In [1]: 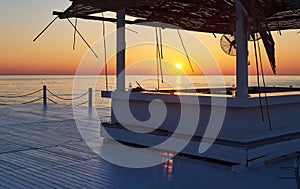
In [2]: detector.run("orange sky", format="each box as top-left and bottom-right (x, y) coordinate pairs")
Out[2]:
(0, 1), (300, 75)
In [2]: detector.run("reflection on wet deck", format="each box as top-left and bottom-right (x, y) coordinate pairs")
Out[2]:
(0, 104), (298, 188)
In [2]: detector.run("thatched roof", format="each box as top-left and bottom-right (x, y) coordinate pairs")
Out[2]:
(57, 0), (300, 34)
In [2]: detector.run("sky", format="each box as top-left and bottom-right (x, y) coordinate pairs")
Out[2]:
(0, 0), (300, 75)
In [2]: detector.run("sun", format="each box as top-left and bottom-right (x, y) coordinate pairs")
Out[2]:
(175, 63), (182, 70)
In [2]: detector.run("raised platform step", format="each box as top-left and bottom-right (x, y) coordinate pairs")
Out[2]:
(101, 123), (300, 167)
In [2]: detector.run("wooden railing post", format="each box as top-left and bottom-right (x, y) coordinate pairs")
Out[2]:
(43, 85), (47, 106)
(88, 88), (92, 109)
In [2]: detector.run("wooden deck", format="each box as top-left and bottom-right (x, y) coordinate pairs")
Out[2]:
(0, 104), (298, 189)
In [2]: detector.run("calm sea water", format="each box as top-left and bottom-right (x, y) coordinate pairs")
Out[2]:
(0, 75), (299, 107)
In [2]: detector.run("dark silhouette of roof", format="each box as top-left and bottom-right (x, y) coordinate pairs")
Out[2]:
(57, 0), (300, 33)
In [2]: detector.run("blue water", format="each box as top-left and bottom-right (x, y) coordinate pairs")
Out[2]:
(0, 75), (299, 106)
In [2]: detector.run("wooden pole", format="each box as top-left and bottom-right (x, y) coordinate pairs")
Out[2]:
(236, 0), (249, 98)
(88, 88), (93, 109)
(111, 9), (126, 124)
(116, 9), (126, 91)
(43, 85), (47, 106)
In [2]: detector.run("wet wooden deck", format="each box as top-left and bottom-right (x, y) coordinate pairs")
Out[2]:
(0, 104), (298, 189)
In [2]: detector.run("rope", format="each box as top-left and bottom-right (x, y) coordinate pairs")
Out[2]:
(0, 97), (43, 106)
(155, 27), (164, 89)
(0, 87), (90, 106)
(47, 97), (88, 107)
(21, 97), (43, 105)
(66, 18), (99, 59)
(156, 47), (160, 89)
(47, 89), (88, 101)
(257, 33), (273, 130)
(73, 18), (78, 50)
(33, 16), (59, 42)
(47, 97), (58, 104)
(252, 34), (265, 122)
(177, 29), (194, 72)
(102, 12), (109, 92)
(0, 89), (42, 98)
(159, 27), (164, 59)
(159, 28), (164, 83)
(155, 27), (161, 89)
(75, 101), (88, 106)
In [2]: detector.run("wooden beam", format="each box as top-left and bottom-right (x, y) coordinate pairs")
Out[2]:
(53, 11), (144, 24)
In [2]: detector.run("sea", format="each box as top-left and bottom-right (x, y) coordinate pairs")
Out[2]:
(0, 75), (299, 107)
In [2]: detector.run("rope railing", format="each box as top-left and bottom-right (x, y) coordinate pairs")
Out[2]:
(46, 89), (88, 101)
(0, 89), (42, 98)
(0, 97), (43, 106)
(46, 97), (89, 107)
(46, 97), (58, 104)
(0, 85), (93, 107)
(22, 97), (44, 105)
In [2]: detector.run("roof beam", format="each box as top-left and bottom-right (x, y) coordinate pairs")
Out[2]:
(53, 11), (144, 24)
(53, 11), (181, 30)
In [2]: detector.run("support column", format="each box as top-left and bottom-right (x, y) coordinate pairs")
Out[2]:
(111, 9), (126, 124)
(116, 9), (126, 91)
(235, 0), (249, 98)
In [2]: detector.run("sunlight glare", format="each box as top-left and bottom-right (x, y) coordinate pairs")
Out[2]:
(176, 63), (182, 70)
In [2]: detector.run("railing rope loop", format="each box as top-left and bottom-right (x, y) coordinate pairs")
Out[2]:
(46, 89), (88, 101)
(0, 89), (42, 98)
(46, 97), (58, 104)
(0, 85), (93, 107)
(75, 101), (89, 107)
(22, 97), (43, 105)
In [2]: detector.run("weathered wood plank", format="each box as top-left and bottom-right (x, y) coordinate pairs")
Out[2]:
(247, 138), (300, 166)
(0, 104), (298, 188)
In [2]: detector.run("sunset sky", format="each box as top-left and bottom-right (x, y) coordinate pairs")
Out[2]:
(0, 0), (300, 75)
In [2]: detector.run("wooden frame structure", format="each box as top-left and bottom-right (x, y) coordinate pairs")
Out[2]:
(53, 0), (300, 168)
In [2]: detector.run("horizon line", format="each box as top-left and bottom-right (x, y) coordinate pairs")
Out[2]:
(0, 73), (300, 76)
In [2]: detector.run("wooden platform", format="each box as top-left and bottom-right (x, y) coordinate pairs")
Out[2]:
(0, 104), (298, 188)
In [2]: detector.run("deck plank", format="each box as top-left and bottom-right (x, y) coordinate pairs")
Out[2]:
(0, 104), (297, 189)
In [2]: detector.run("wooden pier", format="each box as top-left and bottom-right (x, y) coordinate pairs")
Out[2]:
(0, 104), (298, 188)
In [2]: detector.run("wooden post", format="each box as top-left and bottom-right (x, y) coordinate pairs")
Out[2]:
(43, 85), (47, 106)
(88, 88), (93, 109)
(236, 0), (249, 98)
(111, 9), (126, 124)
(116, 9), (126, 91)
